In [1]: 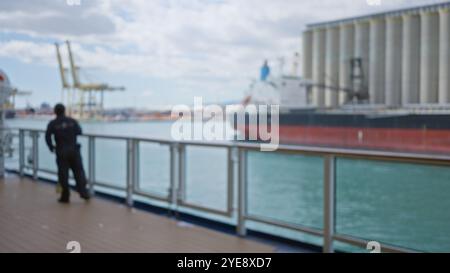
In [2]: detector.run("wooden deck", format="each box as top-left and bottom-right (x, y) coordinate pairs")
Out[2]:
(0, 174), (274, 253)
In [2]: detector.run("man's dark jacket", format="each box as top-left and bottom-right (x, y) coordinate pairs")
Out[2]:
(45, 116), (82, 151)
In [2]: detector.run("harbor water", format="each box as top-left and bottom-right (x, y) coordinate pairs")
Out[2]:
(5, 118), (450, 252)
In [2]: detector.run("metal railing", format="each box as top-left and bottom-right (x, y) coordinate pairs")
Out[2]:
(8, 127), (450, 253)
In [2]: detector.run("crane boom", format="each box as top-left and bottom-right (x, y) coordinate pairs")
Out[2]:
(304, 82), (369, 102)
(55, 43), (70, 89)
(59, 40), (126, 119)
(65, 40), (125, 92)
(66, 41), (80, 88)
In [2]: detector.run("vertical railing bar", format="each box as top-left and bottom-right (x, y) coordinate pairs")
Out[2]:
(126, 139), (131, 205)
(88, 136), (95, 196)
(133, 139), (140, 192)
(126, 139), (134, 207)
(0, 127), (3, 178)
(323, 155), (336, 253)
(227, 146), (235, 215)
(177, 144), (186, 203)
(169, 143), (179, 216)
(32, 131), (38, 180)
(237, 147), (247, 236)
(19, 129), (25, 177)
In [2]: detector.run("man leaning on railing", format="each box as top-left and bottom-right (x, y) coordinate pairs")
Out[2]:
(45, 103), (90, 203)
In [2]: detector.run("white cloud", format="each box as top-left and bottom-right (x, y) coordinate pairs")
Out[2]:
(1, 0), (448, 107)
(0, 40), (55, 65)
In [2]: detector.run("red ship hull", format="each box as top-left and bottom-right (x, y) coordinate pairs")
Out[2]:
(238, 124), (450, 154)
(235, 112), (450, 154)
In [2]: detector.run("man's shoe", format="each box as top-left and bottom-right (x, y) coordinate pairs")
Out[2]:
(58, 198), (70, 203)
(79, 192), (91, 201)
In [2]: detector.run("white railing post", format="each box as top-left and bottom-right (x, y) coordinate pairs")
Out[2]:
(133, 139), (139, 192)
(237, 147), (248, 236)
(19, 129), (25, 177)
(126, 139), (135, 207)
(169, 143), (179, 214)
(31, 131), (39, 180)
(88, 136), (95, 196)
(177, 144), (186, 203)
(227, 146), (237, 215)
(0, 127), (4, 178)
(323, 155), (336, 253)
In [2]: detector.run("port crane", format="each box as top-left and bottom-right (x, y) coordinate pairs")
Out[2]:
(304, 58), (369, 104)
(304, 83), (369, 103)
(55, 41), (125, 119)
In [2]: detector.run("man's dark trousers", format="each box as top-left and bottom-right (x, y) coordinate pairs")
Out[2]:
(56, 145), (88, 200)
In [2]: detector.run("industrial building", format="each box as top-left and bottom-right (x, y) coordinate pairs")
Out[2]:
(302, 2), (450, 108)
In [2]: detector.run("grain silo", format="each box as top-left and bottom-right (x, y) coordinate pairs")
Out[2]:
(302, 2), (450, 108)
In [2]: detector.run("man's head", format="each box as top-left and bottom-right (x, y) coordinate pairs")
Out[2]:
(54, 103), (66, 117)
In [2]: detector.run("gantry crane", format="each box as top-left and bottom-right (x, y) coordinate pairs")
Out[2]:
(55, 41), (125, 119)
(304, 57), (369, 104)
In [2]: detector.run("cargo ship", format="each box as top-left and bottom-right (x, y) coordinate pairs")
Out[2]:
(234, 3), (450, 154)
(234, 61), (450, 154)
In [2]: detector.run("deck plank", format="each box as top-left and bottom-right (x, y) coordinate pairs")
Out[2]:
(0, 174), (274, 253)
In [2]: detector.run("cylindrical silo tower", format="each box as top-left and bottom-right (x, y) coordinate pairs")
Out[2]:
(302, 2), (450, 109)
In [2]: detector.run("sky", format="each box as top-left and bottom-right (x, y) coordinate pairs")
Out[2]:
(0, 0), (447, 109)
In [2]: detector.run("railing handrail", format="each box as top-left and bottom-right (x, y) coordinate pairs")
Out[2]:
(9, 127), (450, 164)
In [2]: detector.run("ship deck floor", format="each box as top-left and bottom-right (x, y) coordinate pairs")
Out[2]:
(0, 174), (275, 253)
